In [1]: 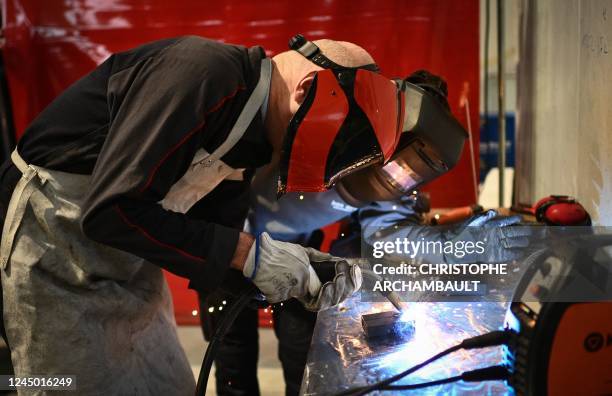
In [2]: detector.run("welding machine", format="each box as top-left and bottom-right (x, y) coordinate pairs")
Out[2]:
(504, 234), (612, 395)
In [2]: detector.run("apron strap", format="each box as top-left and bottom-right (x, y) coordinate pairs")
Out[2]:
(11, 149), (30, 174)
(0, 150), (46, 269)
(196, 58), (272, 167)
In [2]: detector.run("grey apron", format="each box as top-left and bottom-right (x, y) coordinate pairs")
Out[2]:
(0, 59), (271, 395)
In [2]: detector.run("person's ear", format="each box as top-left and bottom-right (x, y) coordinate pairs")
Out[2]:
(293, 72), (317, 106)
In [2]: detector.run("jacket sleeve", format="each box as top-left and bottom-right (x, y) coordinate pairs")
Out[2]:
(81, 43), (247, 291)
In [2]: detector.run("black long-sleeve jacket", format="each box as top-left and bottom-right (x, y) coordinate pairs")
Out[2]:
(0, 36), (273, 291)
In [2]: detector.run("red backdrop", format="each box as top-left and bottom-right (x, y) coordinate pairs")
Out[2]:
(2, 0), (479, 323)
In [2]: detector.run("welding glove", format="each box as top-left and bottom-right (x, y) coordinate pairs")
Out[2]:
(447, 210), (532, 263)
(243, 233), (362, 311)
(242, 232), (326, 304)
(299, 258), (363, 312)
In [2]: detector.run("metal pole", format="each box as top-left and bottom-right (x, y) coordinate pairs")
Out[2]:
(497, 0), (506, 207)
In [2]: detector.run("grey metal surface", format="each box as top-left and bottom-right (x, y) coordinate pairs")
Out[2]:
(301, 293), (511, 395)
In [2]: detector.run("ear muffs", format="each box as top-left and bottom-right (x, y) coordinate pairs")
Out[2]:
(534, 195), (592, 226)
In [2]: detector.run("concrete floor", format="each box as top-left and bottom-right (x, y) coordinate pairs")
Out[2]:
(177, 326), (285, 395)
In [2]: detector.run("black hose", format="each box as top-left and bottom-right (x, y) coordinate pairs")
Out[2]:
(335, 344), (462, 396)
(382, 365), (509, 391)
(195, 285), (258, 395)
(335, 331), (514, 396)
(382, 375), (460, 391)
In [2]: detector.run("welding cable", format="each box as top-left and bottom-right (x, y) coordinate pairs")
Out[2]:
(334, 330), (515, 396)
(195, 284), (259, 396)
(381, 365), (510, 391)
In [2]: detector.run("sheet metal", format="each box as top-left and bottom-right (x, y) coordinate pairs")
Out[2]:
(301, 293), (512, 395)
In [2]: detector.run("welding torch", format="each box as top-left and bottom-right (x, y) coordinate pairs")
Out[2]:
(311, 260), (404, 312)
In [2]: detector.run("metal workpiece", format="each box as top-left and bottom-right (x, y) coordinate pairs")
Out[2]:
(300, 293), (511, 395)
(361, 311), (415, 340)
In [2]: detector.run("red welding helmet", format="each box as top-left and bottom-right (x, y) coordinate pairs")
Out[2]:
(278, 35), (402, 195)
(279, 35), (467, 201)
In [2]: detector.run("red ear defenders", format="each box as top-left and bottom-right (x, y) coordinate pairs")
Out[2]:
(534, 195), (592, 226)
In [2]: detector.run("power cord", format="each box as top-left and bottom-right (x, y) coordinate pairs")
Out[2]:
(195, 284), (259, 395)
(382, 365), (509, 391)
(334, 330), (515, 396)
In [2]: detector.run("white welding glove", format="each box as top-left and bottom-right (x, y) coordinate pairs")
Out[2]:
(243, 232), (325, 304)
(243, 232), (362, 311)
(299, 258), (362, 312)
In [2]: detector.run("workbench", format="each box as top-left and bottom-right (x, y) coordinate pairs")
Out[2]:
(300, 292), (511, 395)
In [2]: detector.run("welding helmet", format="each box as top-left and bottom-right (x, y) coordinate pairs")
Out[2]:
(279, 35), (467, 202)
(335, 71), (468, 205)
(279, 34), (402, 195)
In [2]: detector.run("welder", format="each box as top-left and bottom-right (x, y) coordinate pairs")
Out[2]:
(0, 31), (479, 395)
(0, 35), (397, 395)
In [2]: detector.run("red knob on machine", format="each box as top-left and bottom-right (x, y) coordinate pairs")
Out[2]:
(534, 195), (591, 226)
